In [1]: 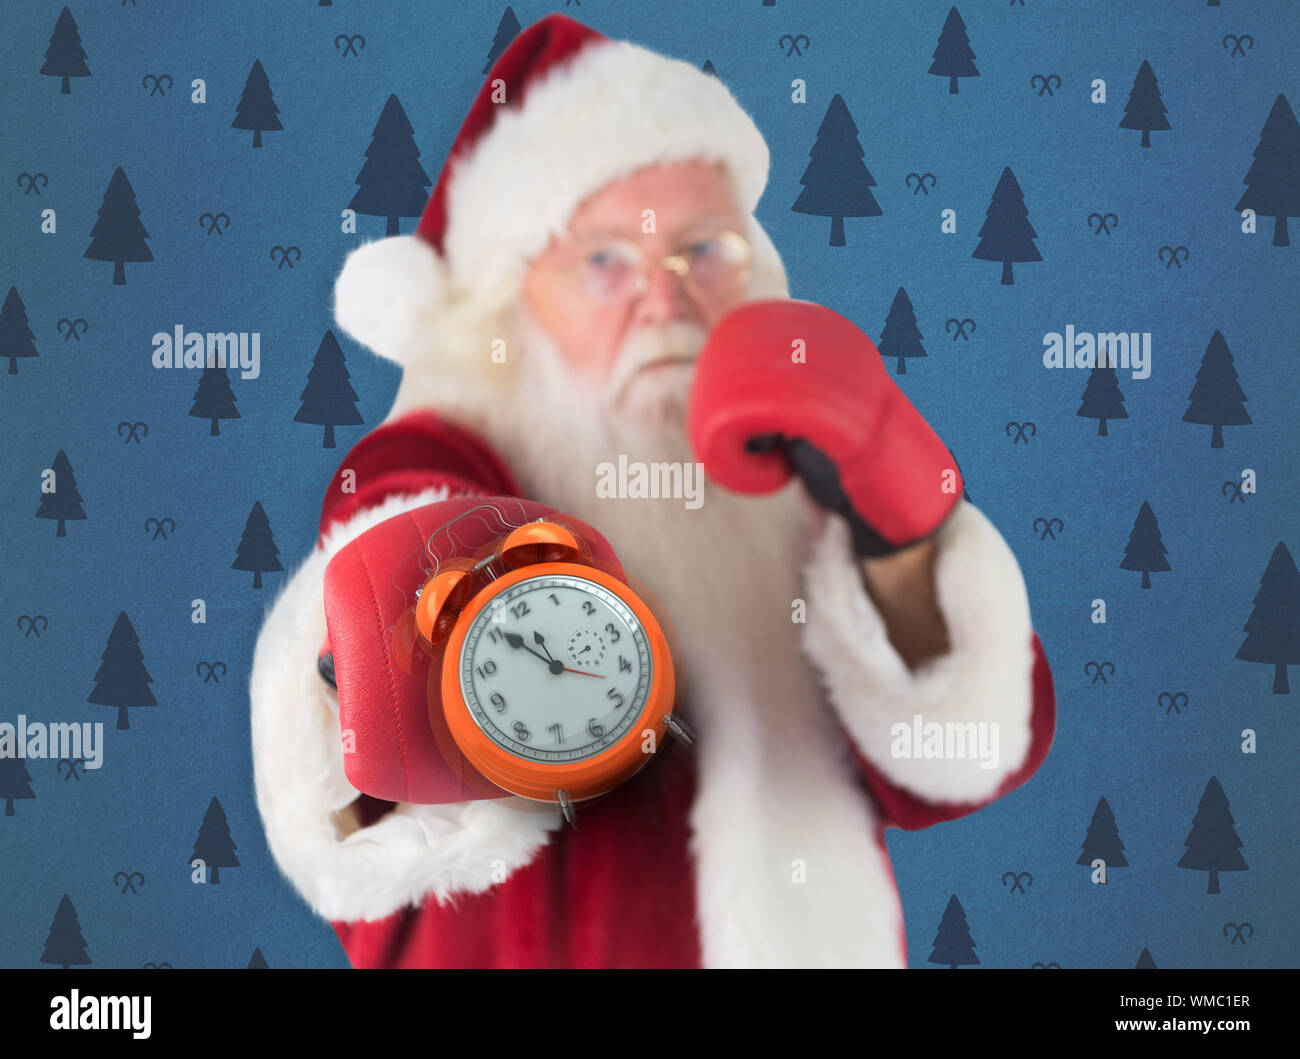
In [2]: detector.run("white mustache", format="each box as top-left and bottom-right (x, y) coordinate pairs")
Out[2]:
(600, 321), (709, 410)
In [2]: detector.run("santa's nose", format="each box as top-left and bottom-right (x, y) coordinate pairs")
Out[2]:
(630, 261), (696, 329)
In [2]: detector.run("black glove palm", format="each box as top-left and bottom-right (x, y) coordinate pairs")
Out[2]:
(745, 433), (926, 558)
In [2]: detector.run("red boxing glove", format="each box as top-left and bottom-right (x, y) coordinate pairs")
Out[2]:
(687, 299), (961, 555)
(320, 496), (626, 805)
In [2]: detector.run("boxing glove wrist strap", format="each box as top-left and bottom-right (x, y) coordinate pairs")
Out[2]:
(746, 434), (933, 559)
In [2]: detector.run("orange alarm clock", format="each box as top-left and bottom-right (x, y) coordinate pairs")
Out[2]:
(413, 516), (689, 824)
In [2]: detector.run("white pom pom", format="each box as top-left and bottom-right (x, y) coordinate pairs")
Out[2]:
(332, 236), (448, 365)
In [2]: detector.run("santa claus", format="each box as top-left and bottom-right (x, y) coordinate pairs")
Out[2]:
(250, 13), (1055, 968)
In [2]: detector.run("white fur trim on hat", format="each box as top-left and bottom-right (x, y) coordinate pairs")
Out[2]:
(333, 236), (449, 366)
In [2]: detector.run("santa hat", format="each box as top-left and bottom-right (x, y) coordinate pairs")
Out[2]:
(334, 12), (778, 370)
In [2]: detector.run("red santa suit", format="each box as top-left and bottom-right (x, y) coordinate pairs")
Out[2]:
(247, 12), (1057, 969)
(250, 409), (1055, 968)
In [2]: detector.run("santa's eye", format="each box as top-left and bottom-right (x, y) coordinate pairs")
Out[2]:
(577, 243), (640, 299)
(584, 245), (637, 270)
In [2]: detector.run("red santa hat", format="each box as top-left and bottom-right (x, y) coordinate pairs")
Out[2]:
(333, 12), (777, 369)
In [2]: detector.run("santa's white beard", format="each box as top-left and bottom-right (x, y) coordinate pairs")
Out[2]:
(464, 302), (825, 721)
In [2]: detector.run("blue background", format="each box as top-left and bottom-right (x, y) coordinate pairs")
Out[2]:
(0, 0), (1296, 968)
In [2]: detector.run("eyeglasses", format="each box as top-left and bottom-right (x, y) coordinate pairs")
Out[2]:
(553, 228), (753, 305)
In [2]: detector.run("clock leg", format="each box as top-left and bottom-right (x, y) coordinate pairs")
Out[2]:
(555, 789), (577, 828)
(664, 714), (696, 746)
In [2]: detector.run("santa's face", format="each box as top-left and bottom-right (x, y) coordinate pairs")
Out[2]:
(519, 159), (751, 427)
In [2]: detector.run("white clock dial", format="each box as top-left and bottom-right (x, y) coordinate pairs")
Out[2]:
(458, 574), (652, 763)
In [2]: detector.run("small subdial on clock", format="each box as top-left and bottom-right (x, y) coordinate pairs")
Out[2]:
(567, 628), (607, 667)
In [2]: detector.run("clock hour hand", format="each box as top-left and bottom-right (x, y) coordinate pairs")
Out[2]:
(505, 630), (565, 675)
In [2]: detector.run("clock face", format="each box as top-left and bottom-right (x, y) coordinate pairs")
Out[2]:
(457, 573), (653, 763)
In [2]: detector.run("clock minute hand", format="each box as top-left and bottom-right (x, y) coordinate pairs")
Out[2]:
(534, 630), (605, 676)
(532, 630), (556, 662)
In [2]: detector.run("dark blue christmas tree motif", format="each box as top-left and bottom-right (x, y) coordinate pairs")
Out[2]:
(1120, 500), (1170, 589)
(1077, 366), (1127, 436)
(191, 796), (239, 884)
(87, 611), (157, 731)
(792, 94), (882, 247)
(1178, 777), (1247, 894)
(928, 7), (978, 95)
(972, 167), (1040, 285)
(189, 366), (238, 436)
(1077, 796), (1128, 869)
(40, 7), (90, 95)
(1135, 948), (1157, 968)
(484, 7), (522, 73)
(294, 330), (362, 448)
(346, 95), (432, 237)
(40, 894), (90, 968)
(247, 948), (269, 968)
(85, 167), (152, 286)
(1183, 330), (1250, 448)
(928, 894), (978, 968)
(35, 449), (86, 538)
(233, 502), (283, 589)
(0, 755), (34, 817)
(1119, 60), (1170, 149)
(232, 60), (282, 148)
(1235, 94), (1300, 248)
(1235, 542), (1300, 694)
(877, 287), (927, 374)
(0, 287), (39, 374)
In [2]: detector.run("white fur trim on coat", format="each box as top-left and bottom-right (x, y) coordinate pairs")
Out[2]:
(800, 501), (1036, 806)
(249, 486), (563, 924)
